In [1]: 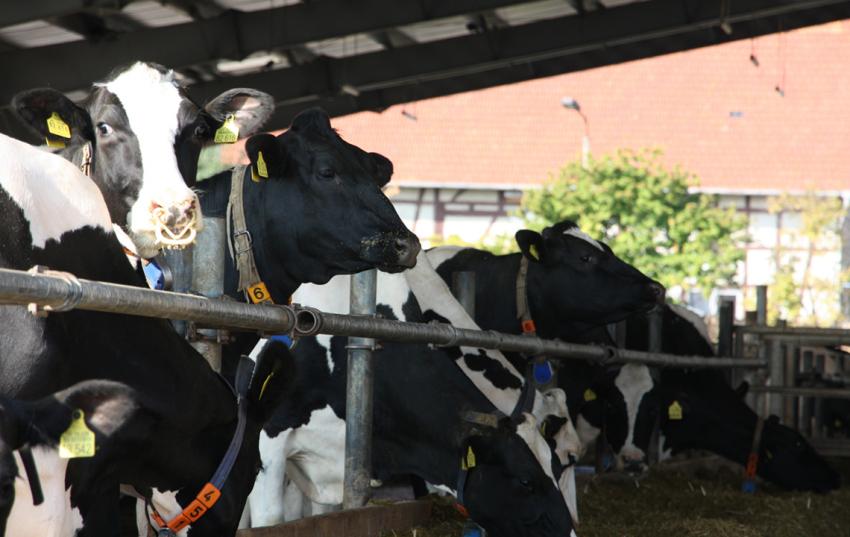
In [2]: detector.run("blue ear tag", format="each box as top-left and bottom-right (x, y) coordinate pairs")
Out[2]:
(533, 361), (553, 385)
(270, 334), (294, 349)
(143, 259), (166, 290)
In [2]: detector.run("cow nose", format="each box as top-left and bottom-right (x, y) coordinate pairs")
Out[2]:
(151, 194), (201, 247)
(648, 281), (666, 304)
(393, 234), (421, 268)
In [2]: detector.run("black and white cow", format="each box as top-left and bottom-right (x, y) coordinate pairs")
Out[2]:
(0, 121), (416, 535)
(12, 61), (273, 258)
(247, 252), (580, 537)
(619, 304), (840, 491)
(425, 222), (665, 473)
(199, 108), (420, 379)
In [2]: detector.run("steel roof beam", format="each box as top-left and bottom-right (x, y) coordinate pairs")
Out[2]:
(0, 0), (543, 103)
(185, 0), (850, 110)
(238, 0), (850, 130)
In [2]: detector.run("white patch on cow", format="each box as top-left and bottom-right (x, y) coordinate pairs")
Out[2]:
(562, 226), (603, 251)
(249, 405), (346, 526)
(99, 62), (200, 258)
(424, 245), (465, 269)
(668, 303), (712, 347)
(614, 364), (654, 464)
(147, 488), (189, 537)
(0, 133), (112, 249)
(576, 414), (601, 448)
(7, 447), (83, 537)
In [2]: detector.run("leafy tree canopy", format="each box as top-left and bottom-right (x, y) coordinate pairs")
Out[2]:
(521, 148), (746, 295)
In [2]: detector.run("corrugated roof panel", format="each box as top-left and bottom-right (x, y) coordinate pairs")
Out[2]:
(122, 1), (193, 27)
(217, 0), (301, 11)
(495, 0), (576, 25)
(398, 16), (471, 44)
(0, 20), (83, 48)
(305, 34), (384, 58)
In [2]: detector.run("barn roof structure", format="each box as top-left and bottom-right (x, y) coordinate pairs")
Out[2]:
(2, 0), (850, 141)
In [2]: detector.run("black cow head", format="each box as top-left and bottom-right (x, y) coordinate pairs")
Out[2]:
(240, 108), (420, 292)
(12, 62), (273, 258)
(659, 372), (840, 492)
(0, 380), (154, 536)
(516, 221), (664, 336)
(460, 414), (575, 537)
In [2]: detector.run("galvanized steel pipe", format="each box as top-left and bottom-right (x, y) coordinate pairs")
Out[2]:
(0, 266), (765, 369)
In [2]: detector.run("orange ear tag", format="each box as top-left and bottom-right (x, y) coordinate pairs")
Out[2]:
(248, 281), (274, 304)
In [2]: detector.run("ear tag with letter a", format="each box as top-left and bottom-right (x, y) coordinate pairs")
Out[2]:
(668, 401), (683, 421)
(59, 410), (96, 459)
(214, 114), (239, 144)
(46, 112), (71, 139)
(251, 151), (269, 182)
(583, 388), (597, 402)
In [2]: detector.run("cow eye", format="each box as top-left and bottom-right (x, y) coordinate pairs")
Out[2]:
(518, 478), (533, 491)
(97, 122), (113, 136)
(580, 255), (593, 263)
(318, 167), (335, 179)
(194, 124), (210, 138)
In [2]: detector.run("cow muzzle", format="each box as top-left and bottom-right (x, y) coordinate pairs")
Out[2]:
(150, 194), (201, 250)
(360, 232), (421, 273)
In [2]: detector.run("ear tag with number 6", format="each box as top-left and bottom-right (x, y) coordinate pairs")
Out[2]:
(583, 388), (597, 402)
(214, 114), (239, 144)
(668, 401), (683, 421)
(46, 112), (71, 139)
(59, 409), (96, 459)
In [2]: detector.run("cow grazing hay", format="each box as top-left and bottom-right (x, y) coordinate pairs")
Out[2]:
(386, 457), (850, 536)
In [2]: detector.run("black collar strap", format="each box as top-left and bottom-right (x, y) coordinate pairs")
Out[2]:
(148, 357), (255, 535)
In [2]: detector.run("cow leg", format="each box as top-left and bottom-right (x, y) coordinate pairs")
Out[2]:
(248, 430), (289, 527)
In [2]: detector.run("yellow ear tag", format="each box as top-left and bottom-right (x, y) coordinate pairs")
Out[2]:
(668, 401), (683, 421)
(259, 372), (275, 400)
(583, 388), (597, 402)
(59, 409), (96, 459)
(256, 151), (269, 178)
(45, 137), (66, 149)
(46, 112), (71, 139)
(214, 114), (239, 144)
(462, 446), (477, 470)
(247, 281), (274, 304)
(540, 421), (547, 436)
(529, 244), (539, 260)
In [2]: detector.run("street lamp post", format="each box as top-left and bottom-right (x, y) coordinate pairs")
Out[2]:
(561, 96), (590, 169)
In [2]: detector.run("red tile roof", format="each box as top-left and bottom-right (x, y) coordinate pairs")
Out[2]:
(224, 20), (850, 193)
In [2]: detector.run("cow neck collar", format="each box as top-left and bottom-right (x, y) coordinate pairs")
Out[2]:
(226, 165), (290, 306)
(146, 356), (255, 536)
(515, 256), (538, 336)
(78, 142), (93, 177)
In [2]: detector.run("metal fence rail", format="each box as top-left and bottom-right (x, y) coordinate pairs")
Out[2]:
(0, 266), (765, 369)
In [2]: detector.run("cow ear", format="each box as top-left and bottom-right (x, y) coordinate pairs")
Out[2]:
(245, 134), (285, 179)
(16, 380), (153, 454)
(516, 230), (546, 263)
(247, 339), (296, 421)
(369, 152), (394, 187)
(734, 381), (750, 398)
(204, 88), (274, 139)
(12, 88), (93, 146)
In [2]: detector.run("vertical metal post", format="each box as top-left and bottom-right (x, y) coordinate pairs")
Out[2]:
(162, 248), (193, 336)
(768, 338), (785, 419)
(717, 297), (735, 358)
(784, 344), (798, 427)
(802, 349), (814, 436)
(190, 217), (226, 372)
(756, 285), (768, 326)
(451, 271), (476, 317)
(647, 308), (663, 464)
(343, 269), (377, 510)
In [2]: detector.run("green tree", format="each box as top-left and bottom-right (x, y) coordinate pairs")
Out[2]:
(521, 148), (746, 297)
